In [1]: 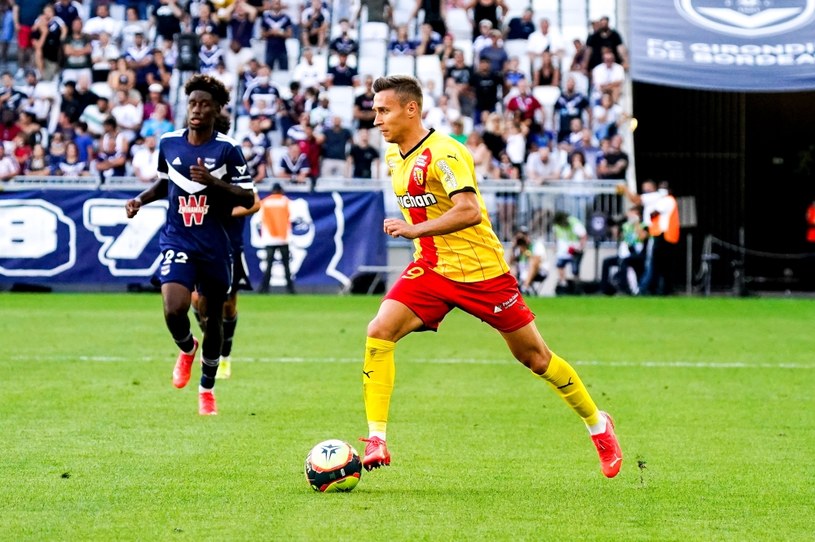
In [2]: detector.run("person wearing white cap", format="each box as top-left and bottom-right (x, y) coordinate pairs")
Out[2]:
(143, 83), (173, 123)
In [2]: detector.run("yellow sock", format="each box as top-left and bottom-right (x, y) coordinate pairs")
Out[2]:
(363, 337), (396, 438)
(538, 353), (601, 426)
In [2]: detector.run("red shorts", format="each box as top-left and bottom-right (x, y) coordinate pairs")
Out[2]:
(17, 25), (32, 49)
(385, 260), (535, 333)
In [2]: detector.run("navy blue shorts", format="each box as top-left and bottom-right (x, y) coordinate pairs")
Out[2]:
(158, 248), (231, 302)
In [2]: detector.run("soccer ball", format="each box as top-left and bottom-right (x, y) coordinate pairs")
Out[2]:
(304, 439), (362, 493)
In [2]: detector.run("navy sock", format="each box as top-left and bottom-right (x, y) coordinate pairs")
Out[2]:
(222, 315), (237, 357)
(200, 356), (219, 389)
(174, 333), (195, 354)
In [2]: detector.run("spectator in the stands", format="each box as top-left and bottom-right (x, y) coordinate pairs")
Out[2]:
(327, 52), (358, 87)
(198, 31), (223, 75)
(584, 16), (628, 73)
(574, 128), (601, 168)
(62, 19), (93, 81)
(506, 79), (543, 141)
(278, 138), (311, 184)
(592, 90), (625, 141)
(53, 0), (81, 33)
(121, 6), (151, 51)
(125, 31), (154, 96)
(502, 56), (525, 93)
(261, 0), (293, 70)
(12, 132), (32, 169)
(91, 31), (120, 84)
(329, 18), (358, 58)
(389, 24), (417, 56)
(472, 19), (495, 57)
(13, 0), (50, 74)
(449, 117), (467, 144)
(0, 142), (18, 180)
(0, 71), (23, 111)
(15, 110), (42, 145)
(321, 115), (352, 178)
(93, 136), (126, 182)
(146, 49), (172, 92)
(80, 95), (111, 137)
(108, 57), (137, 97)
(482, 111), (506, 162)
(152, 0), (182, 45)
(101, 116), (130, 156)
(505, 8), (535, 40)
(555, 75), (590, 143)
(0, 2), (13, 67)
(423, 93), (459, 134)
(414, 22), (442, 56)
(528, 18), (565, 67)
(143, 83), (172, 122)
(410, 0), (445, 36)
(31, 3), (67, 82)
(59, 80), (84, 124)
(445, 49), (474, 116)
(240, 137), (268, 182)
(525, 143), (561, 185)
(131, 134), (159, 183)
(83, 4), (122, 42)
(191, 2), (221, 37)
(465, 130), (494, 180)
(479, 29), (508, 74)
(54, 140), (88, 177)
(354, 75), (376, 130)
(470, 57), (503, 127)
(111, 89), (142, 143)
(225, 0), (258, 73)
(596, 133), (629, 180)
(140, 102), (173, 138)
(591, 47), (625, 104)
(347, 128), (379, 180)
(210, 58), (236, 98)
(436, 32), (456, 69)
(292, 46), (327, 91)
(301, 0), (329, 51)
(534, 50), (560, 88)
(561, 149), (595, 181)
(24, 142), (51, 175)
(73, 121), (94, 163)
(465, 0), (506, 38)
(46, 131), (66, 165)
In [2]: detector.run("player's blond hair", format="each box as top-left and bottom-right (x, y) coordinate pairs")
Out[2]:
(372, 75), (423, 111)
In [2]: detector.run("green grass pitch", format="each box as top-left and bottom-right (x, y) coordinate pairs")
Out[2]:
(1, 293), (813, 541)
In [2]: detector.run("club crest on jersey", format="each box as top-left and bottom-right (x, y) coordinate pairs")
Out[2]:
(412, 167), (424, 186)
(676, 0), (815, 37)
(204, 157), (217, 170)
(178, 194), (209, 226)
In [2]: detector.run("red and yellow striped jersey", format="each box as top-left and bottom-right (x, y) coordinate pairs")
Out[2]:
(385, 130), (509, 282)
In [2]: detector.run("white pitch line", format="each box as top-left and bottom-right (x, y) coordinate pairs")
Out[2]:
(6, 355), (814, 370)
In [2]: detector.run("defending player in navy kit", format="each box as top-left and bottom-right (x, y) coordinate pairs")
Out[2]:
(125, 75), (255, 415)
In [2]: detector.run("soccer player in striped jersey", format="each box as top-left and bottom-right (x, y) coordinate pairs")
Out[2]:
(360, 75), (623, 478)
(125, 75), (255, 415)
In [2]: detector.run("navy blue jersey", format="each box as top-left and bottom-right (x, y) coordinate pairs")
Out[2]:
(157, 129), (253, 260)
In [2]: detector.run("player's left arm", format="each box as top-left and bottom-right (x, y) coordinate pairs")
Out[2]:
(233, 190), (261, 217)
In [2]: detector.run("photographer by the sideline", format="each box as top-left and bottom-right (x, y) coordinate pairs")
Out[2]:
(509, 227), (549, 296)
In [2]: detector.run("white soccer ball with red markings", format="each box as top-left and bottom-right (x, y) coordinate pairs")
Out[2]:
(304, 439), (362, 492)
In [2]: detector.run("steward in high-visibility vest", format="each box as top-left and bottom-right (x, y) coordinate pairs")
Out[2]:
(649, 193), (680, 244)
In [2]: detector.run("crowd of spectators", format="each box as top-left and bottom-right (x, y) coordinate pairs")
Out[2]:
(0, 0), (632, 194)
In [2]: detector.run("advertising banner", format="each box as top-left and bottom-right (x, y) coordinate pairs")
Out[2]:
(630, 0), (815, 91)
(0, 190), (386, 291)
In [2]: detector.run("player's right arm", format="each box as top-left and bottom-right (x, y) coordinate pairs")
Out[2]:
(126, 178), (168, 218)
(384, 190), (481, 239)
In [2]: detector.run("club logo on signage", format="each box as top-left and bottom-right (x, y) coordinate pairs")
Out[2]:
(676, 0), (815, 37)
